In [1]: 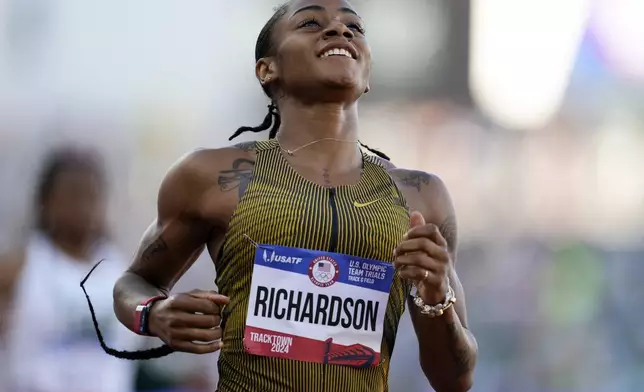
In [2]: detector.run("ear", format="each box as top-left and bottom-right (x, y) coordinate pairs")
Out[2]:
(364, 84), (370, 94)
(256, 58), (279, 86)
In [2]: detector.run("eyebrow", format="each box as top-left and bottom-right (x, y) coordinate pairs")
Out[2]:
(290, 5), (359, 18)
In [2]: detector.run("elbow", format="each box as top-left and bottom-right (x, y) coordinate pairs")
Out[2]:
(421, 362), (474, 392)
(429, 378), (474, 392)
(112, 272), (141, 327)
(112, 274), (127, 324)
(454, 374), (474, 392)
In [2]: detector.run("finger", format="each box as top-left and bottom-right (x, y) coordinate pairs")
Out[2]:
(406, 224), (447, 248)
(396, 265), (437, 282)
(408, 211), (425, 229)
(172, 327), (223, 343)
(169, 339), (223, 355)
(169, 294), (220, 315)
(189, 290), (230, 305)
(394, 238), (447, 259)
(168, 313), (220, 329)
(406, 223), (439, 239)
(393, 254), (438, 273)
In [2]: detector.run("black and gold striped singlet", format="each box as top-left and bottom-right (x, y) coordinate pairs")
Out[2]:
(216, 139), (411, 392)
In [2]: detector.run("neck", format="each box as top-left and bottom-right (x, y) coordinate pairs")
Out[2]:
(276, 100), (361, 170)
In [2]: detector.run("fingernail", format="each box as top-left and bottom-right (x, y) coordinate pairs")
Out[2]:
(218, 341), (224, 349)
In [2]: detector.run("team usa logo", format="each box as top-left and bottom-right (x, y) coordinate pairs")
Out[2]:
(308, 256), (340, 287)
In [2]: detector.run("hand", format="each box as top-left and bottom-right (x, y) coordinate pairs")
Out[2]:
(148, 289), (230, 354)
(393, 211), (451, 305)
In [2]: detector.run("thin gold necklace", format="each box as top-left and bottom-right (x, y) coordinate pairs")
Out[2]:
(276, 137), (358, 156)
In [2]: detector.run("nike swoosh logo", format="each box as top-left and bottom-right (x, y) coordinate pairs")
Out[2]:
(354, 198), (386, 208)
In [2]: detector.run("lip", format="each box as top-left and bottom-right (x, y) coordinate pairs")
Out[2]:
(318, 42), (358, 60)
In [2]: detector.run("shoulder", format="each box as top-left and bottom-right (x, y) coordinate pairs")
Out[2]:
(168, 142), (258, 179)
(388, 168), (449, 200)
(162, 142), (258, 189)
(388, 168), (456, 238)
(157, 142), (260, 224)
(368, 155), (446, 198)
(392, 168), (458, 252)
(366, 156), (454, 221)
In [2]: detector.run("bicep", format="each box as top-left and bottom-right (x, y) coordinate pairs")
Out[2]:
(127, 155), (218, 291)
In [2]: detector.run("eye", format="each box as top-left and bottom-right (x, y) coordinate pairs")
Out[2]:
(347, 23), (366, 34)
(298, 18), (321, 29)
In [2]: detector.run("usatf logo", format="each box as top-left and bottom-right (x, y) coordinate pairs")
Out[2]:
(308, 256), (340, 288)
(262, 250), (303, 264)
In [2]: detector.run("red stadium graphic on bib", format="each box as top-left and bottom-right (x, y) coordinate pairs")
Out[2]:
(243, 244), (395, 367)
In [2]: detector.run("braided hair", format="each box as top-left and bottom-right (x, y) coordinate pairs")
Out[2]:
(82, 3), (391, 362)
(228, 3), (390, 161)
(81, 260), (173, 360)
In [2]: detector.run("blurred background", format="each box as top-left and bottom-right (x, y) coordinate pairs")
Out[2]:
(1, 0), (643, 391)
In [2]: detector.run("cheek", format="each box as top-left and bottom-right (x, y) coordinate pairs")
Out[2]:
(362, 53), (372, 77)
(277, 48), (312, 76)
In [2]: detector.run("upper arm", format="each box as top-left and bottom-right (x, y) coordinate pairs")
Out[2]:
(421, 175), (468, 328)
(392, 170), (468, 327)
(126, 149), (230, 292)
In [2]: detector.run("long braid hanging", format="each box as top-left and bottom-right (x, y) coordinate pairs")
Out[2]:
(229, 103), (280, 141)
(80, 259), (174, 360)
(267, 103), (281, 139)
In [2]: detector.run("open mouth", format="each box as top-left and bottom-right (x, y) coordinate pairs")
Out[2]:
(320, 48), (354, 59)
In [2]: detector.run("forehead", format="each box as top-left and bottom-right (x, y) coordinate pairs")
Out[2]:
(287, 0), (360, 17)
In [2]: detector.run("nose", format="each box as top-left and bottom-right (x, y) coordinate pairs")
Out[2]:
(323, 21), (354, 40)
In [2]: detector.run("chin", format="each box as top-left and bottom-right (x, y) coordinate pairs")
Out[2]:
(291, 72), (366, 102)
(315, 77), (364, 103)
(322, 76), (360, 90)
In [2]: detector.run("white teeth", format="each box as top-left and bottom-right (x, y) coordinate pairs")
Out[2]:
(321, 48), (353, 58)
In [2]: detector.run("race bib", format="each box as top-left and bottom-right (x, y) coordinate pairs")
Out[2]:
(244, 244), (395, 368)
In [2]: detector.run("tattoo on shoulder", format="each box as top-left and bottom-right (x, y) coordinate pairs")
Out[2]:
(446, 322), (474, 378)
(233, 141), (257, 152)
(398, 170), (432, 192)
(218, 158), (255, 199)
(439, 214), (457, 253)
(141, 237), (168, 262)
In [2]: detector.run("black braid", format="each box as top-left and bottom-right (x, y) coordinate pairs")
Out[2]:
(359, 141), (390, 161)
(229, 4), (288, 142)
(229, 102), (280, 141)
(80, 259), (174, 360)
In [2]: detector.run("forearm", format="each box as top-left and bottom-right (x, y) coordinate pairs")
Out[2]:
(112, 271), (168, 332)
(409, 305), (477, 392)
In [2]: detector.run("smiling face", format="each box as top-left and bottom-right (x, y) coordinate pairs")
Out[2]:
(256, 0), (371, 103)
